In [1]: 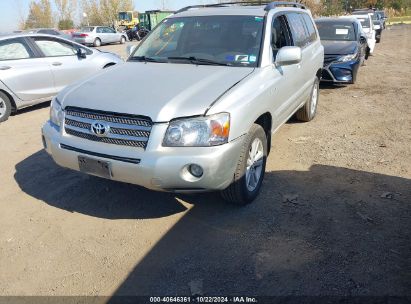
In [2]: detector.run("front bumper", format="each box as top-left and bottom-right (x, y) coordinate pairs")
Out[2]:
(42, 121), (245, 192)
(321, 59), (360, 84)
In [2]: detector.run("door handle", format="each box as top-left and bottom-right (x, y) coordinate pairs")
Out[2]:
(0, 66), (11, 70)
(52, 62), (62, 66)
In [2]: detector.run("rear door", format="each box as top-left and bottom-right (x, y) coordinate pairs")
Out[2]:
(0, 37), (55, 101)
(31, 36), (97, 92)
(269, 14), (300, 123)
(285, 12), (317, 108)
(96, 27), (108, 44)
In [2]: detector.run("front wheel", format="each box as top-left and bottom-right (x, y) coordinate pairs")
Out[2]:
(295, 77), (319, 122)
(0, 92), (12, 122)
(221, 124), (267, 205)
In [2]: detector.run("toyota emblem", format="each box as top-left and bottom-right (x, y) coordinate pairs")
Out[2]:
(91, 121), (110, 137)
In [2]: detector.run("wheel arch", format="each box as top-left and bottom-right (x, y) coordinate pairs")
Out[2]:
(0, 89), (16, 112)
(254, 112), (272, 155)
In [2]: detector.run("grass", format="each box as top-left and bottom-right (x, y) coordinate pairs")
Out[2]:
(388, 16), (411, 24)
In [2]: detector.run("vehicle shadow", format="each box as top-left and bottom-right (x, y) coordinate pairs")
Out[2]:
(319, 82), (347, 90)
(14, 150), (187, 219)
(11, 100), (51, 116)
(14, 150), (411, 296)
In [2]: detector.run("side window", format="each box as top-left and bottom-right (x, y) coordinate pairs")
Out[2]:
(0, 39), (33, 60)
(104, 27), (115, 33)
(34, 38), (77, 57)
(286, 13), (309, 48)
(301, 14), (317, 43)
(271, 15), (292, 59)
(96, 27), (104, 34)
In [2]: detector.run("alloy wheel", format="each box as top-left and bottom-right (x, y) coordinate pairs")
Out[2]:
(310, 81), (319, 116)
(246, 138), (264, 192)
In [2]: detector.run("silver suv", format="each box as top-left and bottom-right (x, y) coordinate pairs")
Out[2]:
(42, 2), (324, 204)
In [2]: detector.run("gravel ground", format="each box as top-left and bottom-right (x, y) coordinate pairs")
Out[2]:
(0, 25), (410, 298)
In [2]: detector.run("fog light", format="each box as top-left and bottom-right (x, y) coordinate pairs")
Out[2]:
(189, 164), (203, 178)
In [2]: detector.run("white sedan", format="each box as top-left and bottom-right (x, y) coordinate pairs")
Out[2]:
(0, 33), (123, 122)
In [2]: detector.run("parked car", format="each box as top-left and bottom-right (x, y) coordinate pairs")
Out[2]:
(73, 26), (127, 47)
(0, 34), (123, 122)
(315, 18), (368, 84)
(24, 28), (74, 40)
(375, 10), (387, 29)
(352, 10), (383, 42)
(341, 14), (376, 54)
(42, 2), (324, 205)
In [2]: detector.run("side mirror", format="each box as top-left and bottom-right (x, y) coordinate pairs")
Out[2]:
(360, 36), (367, 43)
(77, 48), (87, 59)
(126, 45), (137, 57)
(275, 46), (301, 66)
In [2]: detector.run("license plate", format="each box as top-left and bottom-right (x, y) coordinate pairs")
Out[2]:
(78, 156), (112, 179)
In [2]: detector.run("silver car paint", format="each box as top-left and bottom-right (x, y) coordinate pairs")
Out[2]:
(58, 63), (254, 123)
(0, 34), (123, 110)
(73, 27), (126, 45)
(42, 7), (324, 191)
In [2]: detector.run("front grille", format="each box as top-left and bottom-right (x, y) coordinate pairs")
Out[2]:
(324, 55), (339, 67)
(64, 107), (152, 149)
(66, 108), (152, 127)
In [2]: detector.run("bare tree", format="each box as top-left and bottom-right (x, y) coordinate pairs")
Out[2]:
(54, 0), (77, 20)
(13, 0), (28, 29)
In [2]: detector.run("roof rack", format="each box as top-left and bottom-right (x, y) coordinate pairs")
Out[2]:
(175, 1), (305, 14)
(265, 1), (306, 10)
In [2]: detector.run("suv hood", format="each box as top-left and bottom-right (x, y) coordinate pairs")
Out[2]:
(60, 62), (254, 122)
(321, 40), (358, 55)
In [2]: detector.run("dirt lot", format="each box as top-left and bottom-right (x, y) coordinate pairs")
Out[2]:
(0, 25), (410, 298)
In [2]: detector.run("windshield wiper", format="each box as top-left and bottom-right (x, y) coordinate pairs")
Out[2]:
(168, 56), (231, 66)
(129, 56), (165, 63)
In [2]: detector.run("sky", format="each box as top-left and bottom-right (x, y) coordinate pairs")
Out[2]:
(0, 0), (219, 32)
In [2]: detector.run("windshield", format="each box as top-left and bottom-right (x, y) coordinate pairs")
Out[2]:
(80, 27), (94, 32)
(131, 15), (264, 67)
(316, 22), (356, 41)
(357, 18), (370, 28)
(119, 12), (131, 21)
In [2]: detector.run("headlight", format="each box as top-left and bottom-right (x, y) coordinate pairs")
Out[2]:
(163, 113), (230, 147)
(50, 97), (63, 127)
(338, 53), (357, 62)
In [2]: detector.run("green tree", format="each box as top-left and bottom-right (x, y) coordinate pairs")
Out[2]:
(25, 0), (53, 29)
(58, 18), (74, 29)
(81, 0), (133, 26)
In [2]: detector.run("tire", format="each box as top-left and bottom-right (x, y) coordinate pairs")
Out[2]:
(361, 51), (366, 66)
(365, 47), (370, 60)
(0, 91), (12, 123)
(221, 124), (267, 205)
(295, 77), (319, 122)
(93, 38), (101, 47)
(120, 36), (126, 44)
(376, 37), (381, 43)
